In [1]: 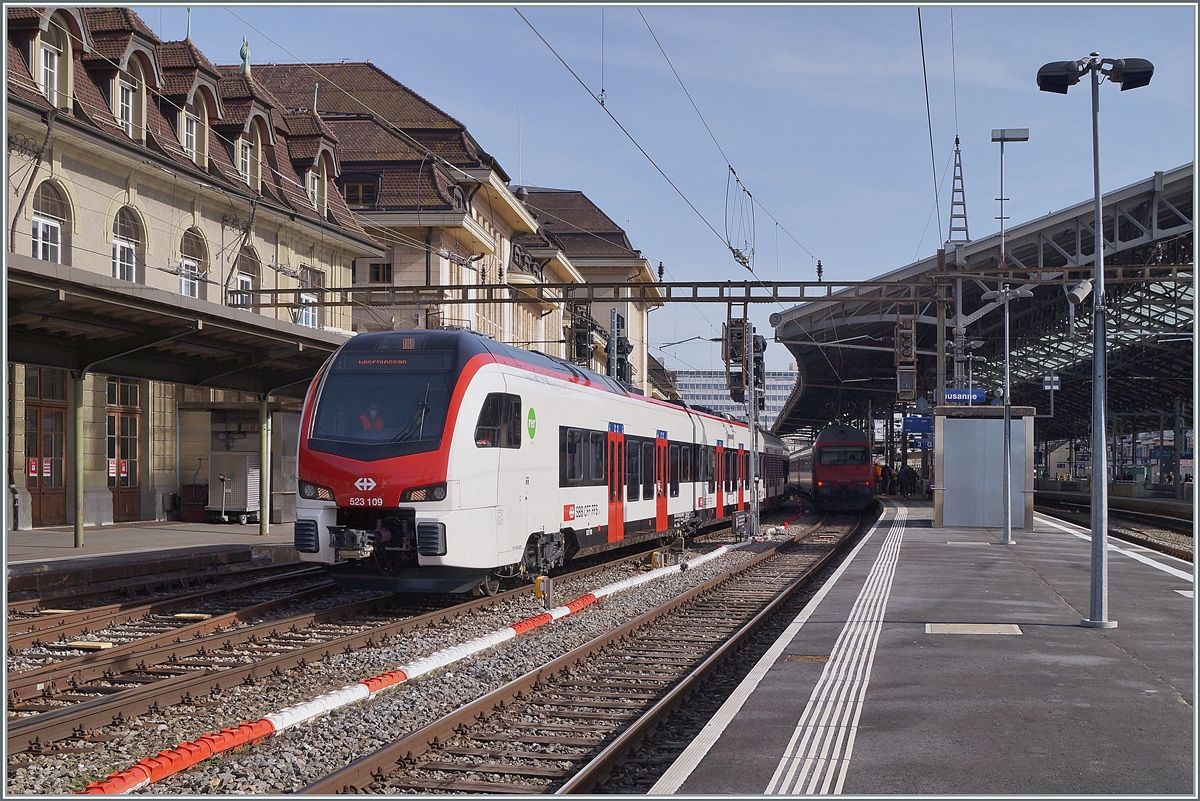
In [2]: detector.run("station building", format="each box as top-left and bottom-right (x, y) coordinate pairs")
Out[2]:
(249, 67), (664, 397)
(6, 8), (377, 529)
(5, 7), (668, 532)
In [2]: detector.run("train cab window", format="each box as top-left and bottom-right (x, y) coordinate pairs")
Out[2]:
(681, 445), (692, 483)
(669, 444), (680, 497)
(589, 432), (605, 482)
(564, 429), (584, 481)
(475, 393), (521, 449)
(819, 446), (868, 466)
(503, 395), (522, 448)
(642, 441), (655, 500)
(626, 439), (641, 501)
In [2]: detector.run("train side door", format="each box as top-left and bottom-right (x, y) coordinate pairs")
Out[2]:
(655, 430), (668, 532)
(607, 423), (625, 542)
(737, 444), (746, 512)
(715, 440), (725, 519)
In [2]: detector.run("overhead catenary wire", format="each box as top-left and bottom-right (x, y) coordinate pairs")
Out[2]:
(917, 7), (943, 244)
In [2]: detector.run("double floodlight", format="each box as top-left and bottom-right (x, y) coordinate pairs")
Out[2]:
(1037, 54), (1154, 94)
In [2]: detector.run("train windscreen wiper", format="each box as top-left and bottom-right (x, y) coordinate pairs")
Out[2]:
(390, 383), (432, 443)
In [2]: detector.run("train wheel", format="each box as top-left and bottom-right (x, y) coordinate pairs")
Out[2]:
(478, 574), (501, 596)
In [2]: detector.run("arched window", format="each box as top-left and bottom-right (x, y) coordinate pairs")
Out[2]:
(111, 207), (142, 282)
(232, 246), (259, 309)
(180, 228), (207, 298)
(32, 182), (67, 263)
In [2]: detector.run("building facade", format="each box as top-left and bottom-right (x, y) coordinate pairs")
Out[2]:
(6, 8), (382, 529)
(252, 63), (584, 360)
(673, 369), (800, 431)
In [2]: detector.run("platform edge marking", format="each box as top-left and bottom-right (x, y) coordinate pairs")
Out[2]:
(768, 509), (906, 795)
(646, 506), (897, 795)
(1035, 515), (1193, 582)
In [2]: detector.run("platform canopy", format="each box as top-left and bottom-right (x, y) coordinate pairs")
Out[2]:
(6, 254), (346, 398)
(772, 164), (1193, 440)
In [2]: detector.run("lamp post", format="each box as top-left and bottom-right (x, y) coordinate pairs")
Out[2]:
(1038, 52), (1154, 628)
(991, 128), (1029, 277)
(982, 285), (1033, 546)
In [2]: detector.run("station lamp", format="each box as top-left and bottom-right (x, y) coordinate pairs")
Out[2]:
(1038, 52), (1153, 629)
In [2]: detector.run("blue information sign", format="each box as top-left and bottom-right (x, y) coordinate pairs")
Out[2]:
(902, 416), (933, 434)
(912, 438), (934, 450)
(944, 388), (987, 403)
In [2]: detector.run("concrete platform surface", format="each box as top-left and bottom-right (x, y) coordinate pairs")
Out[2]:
(653, 500), (1193, 796)
(5, 520), (298, 598)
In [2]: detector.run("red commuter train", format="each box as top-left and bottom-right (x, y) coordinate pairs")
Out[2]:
(293, 329), (790, 594)
(788, 424), (875, 512)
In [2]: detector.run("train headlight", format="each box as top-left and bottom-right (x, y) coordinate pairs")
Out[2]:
(402, 483), (447, 502)
(299, 480), (335, 501)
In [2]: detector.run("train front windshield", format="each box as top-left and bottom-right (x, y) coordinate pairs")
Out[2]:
(819, 446), (868, 466)
(309, 350), (454, 460)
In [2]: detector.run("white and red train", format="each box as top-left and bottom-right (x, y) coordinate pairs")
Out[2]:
(294, 329), (789, 593)
(788, 424), (876, 512)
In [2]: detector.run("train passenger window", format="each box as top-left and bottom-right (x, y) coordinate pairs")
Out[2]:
(681, 445), (692, 483)
(565, 429), (584, 481)
(626, 439), (640, 501)
(642, 442), (655, 500)
(669, 444), (680, 497)
(589, 432), (605, 482)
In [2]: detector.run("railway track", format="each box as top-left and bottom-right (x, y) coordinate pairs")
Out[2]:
(6, 531), (732, 770)
(298, 514), (865, 794)
(1035, 502), (1193, 562)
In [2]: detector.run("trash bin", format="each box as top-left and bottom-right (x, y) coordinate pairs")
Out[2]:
(181, 484), (208, 523)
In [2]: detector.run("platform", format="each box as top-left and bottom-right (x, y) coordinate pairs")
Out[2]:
(5, 520), (298, 599)
(652, 500), (1193, 795)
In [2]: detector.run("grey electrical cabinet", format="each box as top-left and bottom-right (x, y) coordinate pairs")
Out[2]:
(933, 405), (1035, 529)
(205, 452), (262, 524)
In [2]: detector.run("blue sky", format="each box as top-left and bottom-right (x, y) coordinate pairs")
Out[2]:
(146, 3), (1196, 371)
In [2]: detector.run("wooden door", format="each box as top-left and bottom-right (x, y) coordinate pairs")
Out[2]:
(25, 406), (66, 526)
(107, 411), (140, 521)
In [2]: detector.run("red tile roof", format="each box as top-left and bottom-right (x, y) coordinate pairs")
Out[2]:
(253, 62), (463, 129)
(522, 188), (639, 258)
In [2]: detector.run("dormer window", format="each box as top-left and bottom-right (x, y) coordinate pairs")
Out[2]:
(238, 122), (263, 190)
(117, 80), (135, 137)
(182, 113), (197, 159)
(38, 17), (70, 110)
(239, 138), (251, 182)
(40, 44), (59, 105)
(307, 161), (327, 213)
(343, 181), (377, 207)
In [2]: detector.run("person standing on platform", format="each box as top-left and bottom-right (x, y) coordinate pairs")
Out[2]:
(881, 464), (894, 496)
(899, 463), (917, 499)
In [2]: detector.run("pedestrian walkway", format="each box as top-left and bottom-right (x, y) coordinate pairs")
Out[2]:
(652, 499), (1193, 795)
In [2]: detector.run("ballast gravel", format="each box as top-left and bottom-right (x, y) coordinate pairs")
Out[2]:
(5, 538), (779, 795)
